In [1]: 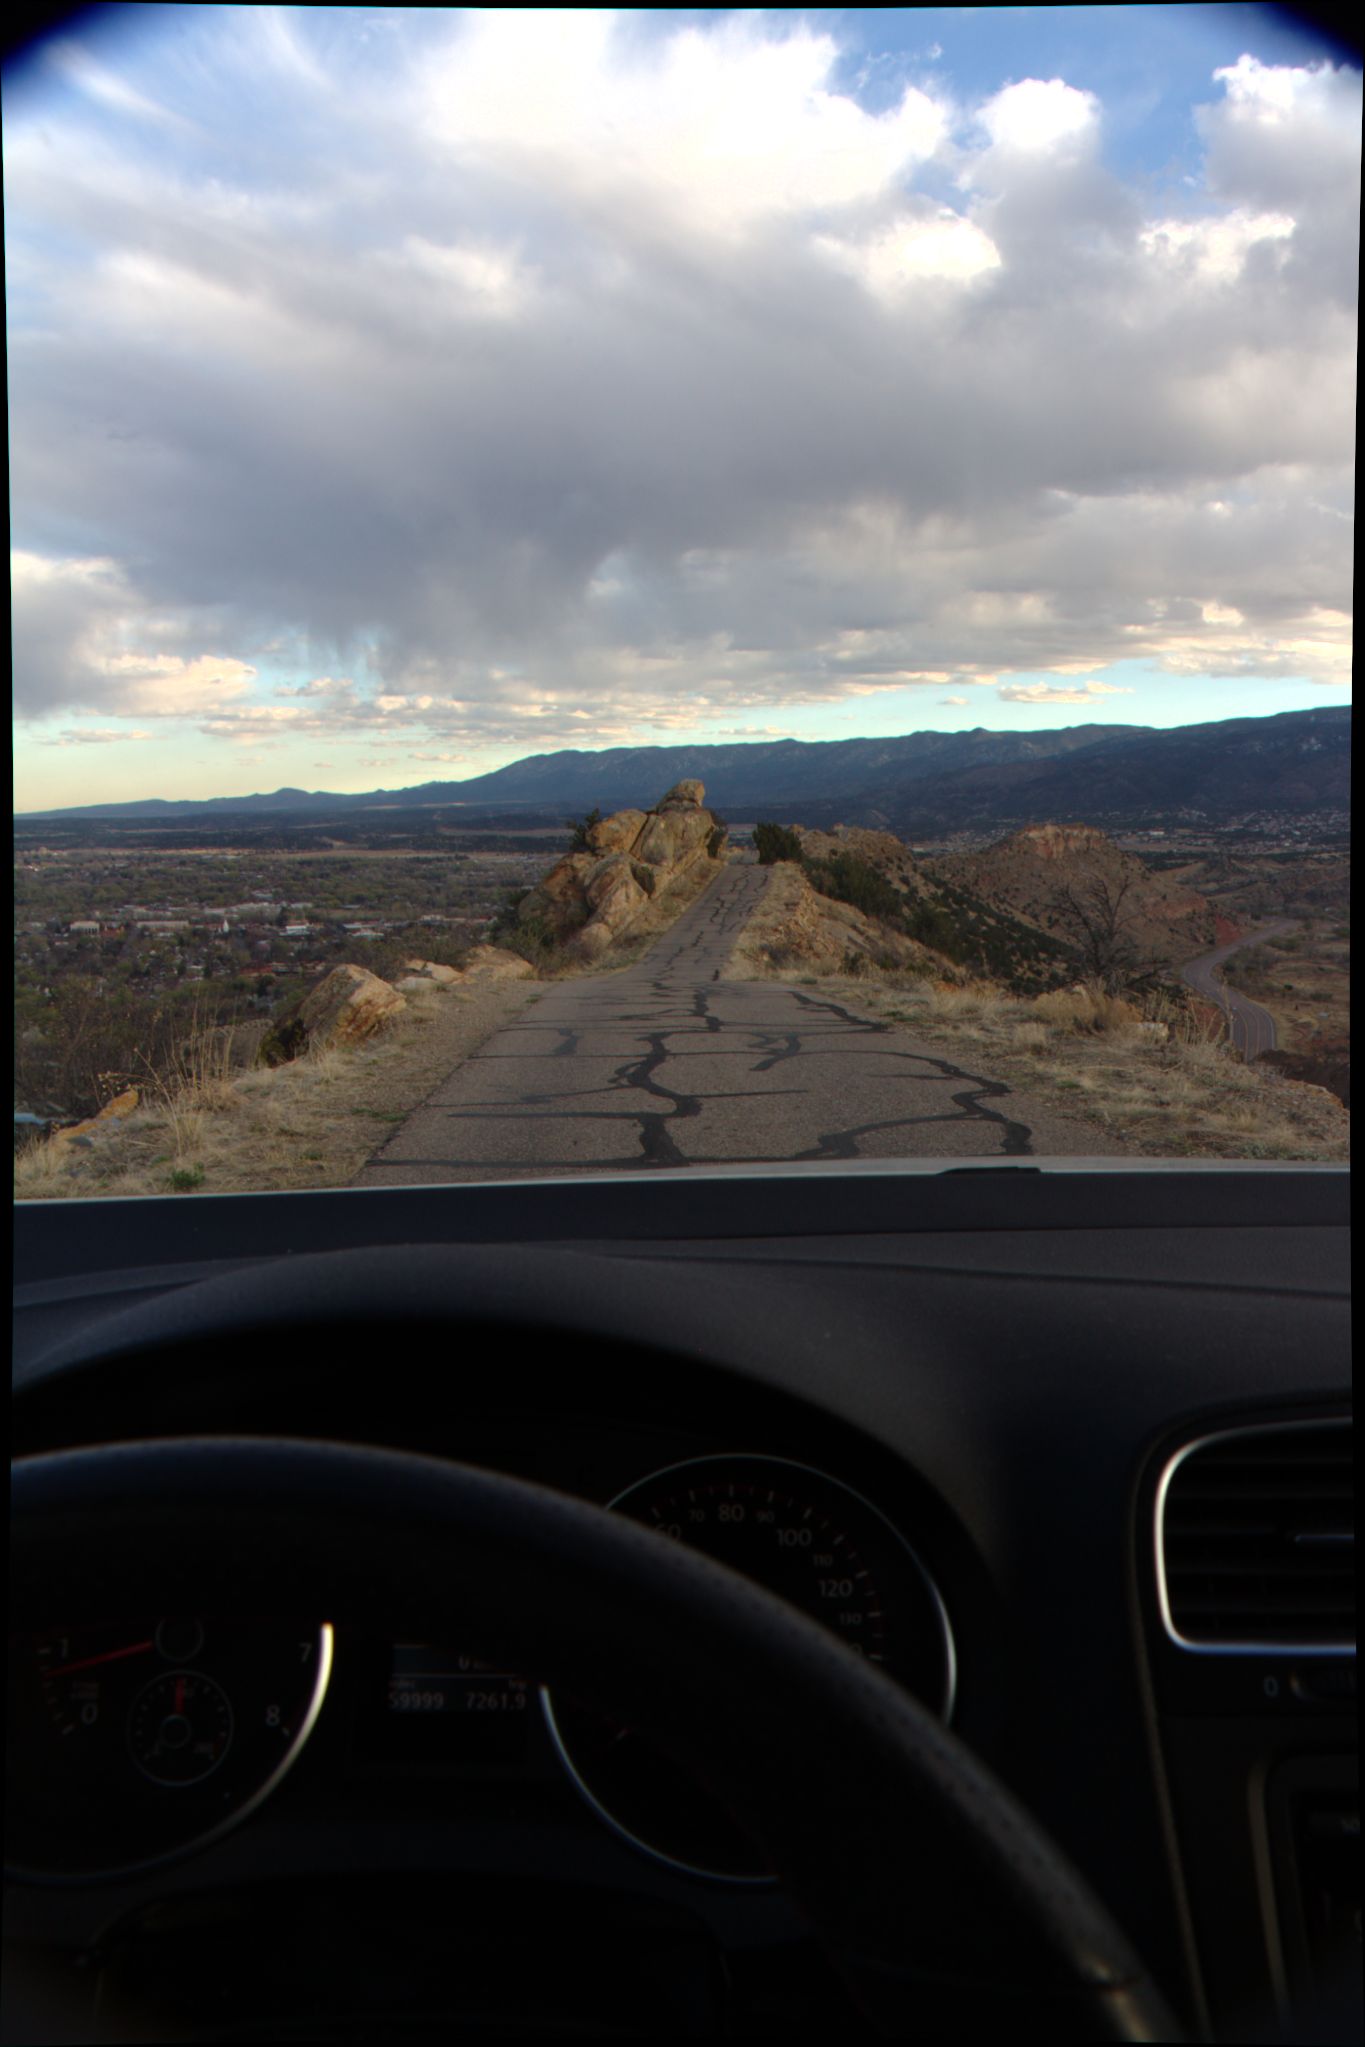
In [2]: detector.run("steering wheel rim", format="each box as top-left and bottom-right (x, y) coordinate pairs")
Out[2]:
(10, 1432), (1181, 2042)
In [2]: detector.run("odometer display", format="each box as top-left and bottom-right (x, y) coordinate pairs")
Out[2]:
(543, 1455), (954, 1880)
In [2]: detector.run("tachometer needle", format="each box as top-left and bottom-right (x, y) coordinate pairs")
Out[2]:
(44, 1639), (155, 1677)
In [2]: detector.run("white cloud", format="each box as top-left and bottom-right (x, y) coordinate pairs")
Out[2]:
(977, 77), (1098, 157)
(421, 12), (948, 231)
(998, 681), (1135, 705)
(1199, 50), (1362, 222)
(100, 652), (258, 716)
(817, 210), (1001, 296)
(1140, 208), (1294, 283)
(40, 727), (155, 745)
(11, 551), (257, 718)
(46, 39), (182, 126)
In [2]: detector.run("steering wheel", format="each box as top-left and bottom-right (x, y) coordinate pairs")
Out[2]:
(12, 1429), (1181, 2043)
(10, 1248), (1183, 2040)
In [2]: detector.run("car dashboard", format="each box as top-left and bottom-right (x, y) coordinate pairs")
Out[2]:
(7, 1162), (1356, 2043)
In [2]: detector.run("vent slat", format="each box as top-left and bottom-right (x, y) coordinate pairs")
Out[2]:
(1161, 1421), (1355, 1650)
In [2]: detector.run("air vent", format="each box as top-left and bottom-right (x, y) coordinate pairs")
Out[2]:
(1157, 1419), (1355, 1654)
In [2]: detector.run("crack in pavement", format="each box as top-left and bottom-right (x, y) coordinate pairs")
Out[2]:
(616, 1031), (703, 1167)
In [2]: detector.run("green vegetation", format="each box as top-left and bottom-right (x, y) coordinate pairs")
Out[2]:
(753, 822), (804, 864)
(800, 851), (1074, 993)
(804, 851), (904, 922)
(565, 807), (604, 852)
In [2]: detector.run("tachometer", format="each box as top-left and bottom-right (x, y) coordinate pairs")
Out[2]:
(543, 1455), (954, 1880)
(6, 1619), (332, 1880)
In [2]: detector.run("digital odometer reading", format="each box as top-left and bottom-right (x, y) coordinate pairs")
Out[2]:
(384, 1647), (530, 1762)
(543, 1455), (955, 1881)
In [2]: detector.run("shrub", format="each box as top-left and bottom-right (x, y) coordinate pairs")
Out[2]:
(706, 825), (727, 860)
(806, 853), (904, 923)
(565, 807), (604, 852)
(1031, 984), (1140, 1036)
(257, 1016), (309, 1068)
(753, 822), (805, 865)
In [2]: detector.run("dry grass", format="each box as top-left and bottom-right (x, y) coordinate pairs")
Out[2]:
(815, 971), (1349, 1163)
(723, 876), (1348, 1157)
(15, 977), (543, 1201)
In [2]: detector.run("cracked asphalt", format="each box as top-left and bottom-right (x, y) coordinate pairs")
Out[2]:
(356, 861), (1125, 1183)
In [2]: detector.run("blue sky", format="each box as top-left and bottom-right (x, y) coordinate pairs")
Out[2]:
(6, 6), (1357, 809)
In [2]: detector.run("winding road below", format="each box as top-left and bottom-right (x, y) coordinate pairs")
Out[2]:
(357, 862), (1124, 1185)
(1178, 920), (1297, 1061)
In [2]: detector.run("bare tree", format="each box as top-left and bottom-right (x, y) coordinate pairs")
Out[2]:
(1054, 873), (1149, 993)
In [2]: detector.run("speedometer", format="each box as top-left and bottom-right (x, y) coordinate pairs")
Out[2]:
(543, 1455), (955, 1880)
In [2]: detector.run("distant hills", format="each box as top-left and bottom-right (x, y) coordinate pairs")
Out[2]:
(17, 705), (1350, 837)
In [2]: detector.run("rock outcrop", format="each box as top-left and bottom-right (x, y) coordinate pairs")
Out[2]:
(48, 1087), (141, 1152)
(517, 782), (727, 960)
(458, 945), (538, 982)
(260, 964), (406, 1066)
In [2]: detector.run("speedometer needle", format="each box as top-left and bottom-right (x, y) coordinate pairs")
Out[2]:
(44, 1639), (155, 1677)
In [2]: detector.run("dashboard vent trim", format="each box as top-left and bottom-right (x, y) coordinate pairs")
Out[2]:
(1155, 1417), (1355, 1656)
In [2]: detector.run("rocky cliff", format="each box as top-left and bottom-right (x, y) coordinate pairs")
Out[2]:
(516, 781), (727, 960)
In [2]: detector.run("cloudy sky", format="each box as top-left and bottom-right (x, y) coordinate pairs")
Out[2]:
(6, 5), (1358, 810)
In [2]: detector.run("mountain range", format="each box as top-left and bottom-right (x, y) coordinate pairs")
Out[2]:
(18, 705), (1350, 836)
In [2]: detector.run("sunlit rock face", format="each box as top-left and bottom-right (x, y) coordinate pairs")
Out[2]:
(260, 964), (406, 1065)
(518, 784), (727, 958)
(458, 944), (538, 982)
(399, 949), (535, 989)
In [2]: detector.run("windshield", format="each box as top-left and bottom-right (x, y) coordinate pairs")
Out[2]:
(8, 5), (1355, 1198)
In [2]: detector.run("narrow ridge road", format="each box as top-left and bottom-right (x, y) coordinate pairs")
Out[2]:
(357, 862), (1126, 1184)
(1178, 920), (1296, 1061)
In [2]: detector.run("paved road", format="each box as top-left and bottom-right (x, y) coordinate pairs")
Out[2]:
(1179, 920), (1296, 1060)
(357, 862), (1126, 1184)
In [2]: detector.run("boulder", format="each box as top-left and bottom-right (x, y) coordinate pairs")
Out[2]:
(402, 959), (462, 985)
(658, 780), (706, 810)
(459, 945), (536, 982)
(260, 965), (405, 1066)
